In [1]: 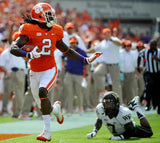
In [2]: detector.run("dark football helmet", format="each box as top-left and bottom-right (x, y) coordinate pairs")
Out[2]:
(102, 91), (120, 118)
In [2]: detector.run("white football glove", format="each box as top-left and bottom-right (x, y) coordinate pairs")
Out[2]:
(28, 46), (42, 59)
(86, 52), (102, 64)
(109, 135), (124, 140)
(87, 131), (97, 139)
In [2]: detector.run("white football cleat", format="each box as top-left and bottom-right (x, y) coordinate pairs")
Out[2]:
(52, 101), (64, 124)
(128, 96), (139, 110)
(36, 130), (51, 142)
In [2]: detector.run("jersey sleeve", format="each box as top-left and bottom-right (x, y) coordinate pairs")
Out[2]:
(96, 103), (105, 119)
(54, 25), (64, 41)
(19, 24), (34, 40)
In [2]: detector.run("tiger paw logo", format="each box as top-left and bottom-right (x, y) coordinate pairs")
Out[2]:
(34, 5), (43, 14)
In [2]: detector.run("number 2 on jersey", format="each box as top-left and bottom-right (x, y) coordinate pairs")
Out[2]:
(41, 39), (51, 55)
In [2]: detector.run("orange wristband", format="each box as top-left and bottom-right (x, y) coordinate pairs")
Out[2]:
(63, 48), (70, 54)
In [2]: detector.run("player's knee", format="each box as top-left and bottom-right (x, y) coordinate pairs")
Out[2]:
(135, 125), (153, 138)
(147, 129), (153, 137)
(39, 87), (48, 99)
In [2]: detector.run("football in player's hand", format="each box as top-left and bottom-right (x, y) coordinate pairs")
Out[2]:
(21, 45), (40, 52)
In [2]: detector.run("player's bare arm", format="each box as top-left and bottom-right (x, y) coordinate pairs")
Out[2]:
(86, 118), (102, 139)
(94, 118), (103, 131)
(10, 35), (29, 57)
(56, 39), (102, 64)
(56, 39), (82, 61)
(10, 35), (41, 59)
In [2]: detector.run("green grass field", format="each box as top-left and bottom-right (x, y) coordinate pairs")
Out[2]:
(0, 114), (160, 143)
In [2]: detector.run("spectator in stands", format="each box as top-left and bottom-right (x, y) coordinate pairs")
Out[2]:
(112, 27), (118, 37)
(63, 22), (87, 51)
(81, 9), (90, 22)
(142, 31), (151, 44)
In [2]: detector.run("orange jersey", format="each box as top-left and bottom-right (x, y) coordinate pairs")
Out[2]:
(19, 23), (64, 72)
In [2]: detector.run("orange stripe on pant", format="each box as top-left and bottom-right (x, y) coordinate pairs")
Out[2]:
(46, 67), (58, 91)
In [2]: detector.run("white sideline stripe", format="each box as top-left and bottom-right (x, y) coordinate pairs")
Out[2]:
(0, 107), (157, 134)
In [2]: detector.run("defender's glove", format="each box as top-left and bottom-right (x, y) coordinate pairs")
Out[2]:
(86, 129), (97, 139)
(27, 46), (42, 59)
(85, 52), (102, 64)
(109, 135), (124, 140)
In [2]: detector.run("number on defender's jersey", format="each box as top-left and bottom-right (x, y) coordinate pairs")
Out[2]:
(107, 123), (117, 134)
(122, 114), (131, 121)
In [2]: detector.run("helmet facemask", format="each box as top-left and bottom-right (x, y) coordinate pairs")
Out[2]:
(45, 10), (57, 28)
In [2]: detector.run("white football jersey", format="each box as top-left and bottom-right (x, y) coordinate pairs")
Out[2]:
(96, 103), (135, 136)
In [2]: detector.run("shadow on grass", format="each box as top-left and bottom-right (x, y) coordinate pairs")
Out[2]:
(90, 137), (141, 141)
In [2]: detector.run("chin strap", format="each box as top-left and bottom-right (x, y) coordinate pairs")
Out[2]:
(46, 22), (52, 28)
(46, 21), (56, 28)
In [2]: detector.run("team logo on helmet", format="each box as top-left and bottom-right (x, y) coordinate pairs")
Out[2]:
(31, 3), (57, 27)
(34, 6), (42, 14)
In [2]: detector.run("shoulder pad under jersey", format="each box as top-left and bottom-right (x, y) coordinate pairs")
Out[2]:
(96, 103), (105, 118)
(52, 24), (64, 40)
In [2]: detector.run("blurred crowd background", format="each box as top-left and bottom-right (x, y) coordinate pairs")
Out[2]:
(0, 0), (160, 119)
(1, 0), (160, 45)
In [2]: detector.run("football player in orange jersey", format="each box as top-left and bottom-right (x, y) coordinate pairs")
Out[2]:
(10, 3), (102, 142)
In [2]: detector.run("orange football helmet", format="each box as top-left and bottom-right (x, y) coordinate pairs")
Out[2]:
(31, 3), (57, 27)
